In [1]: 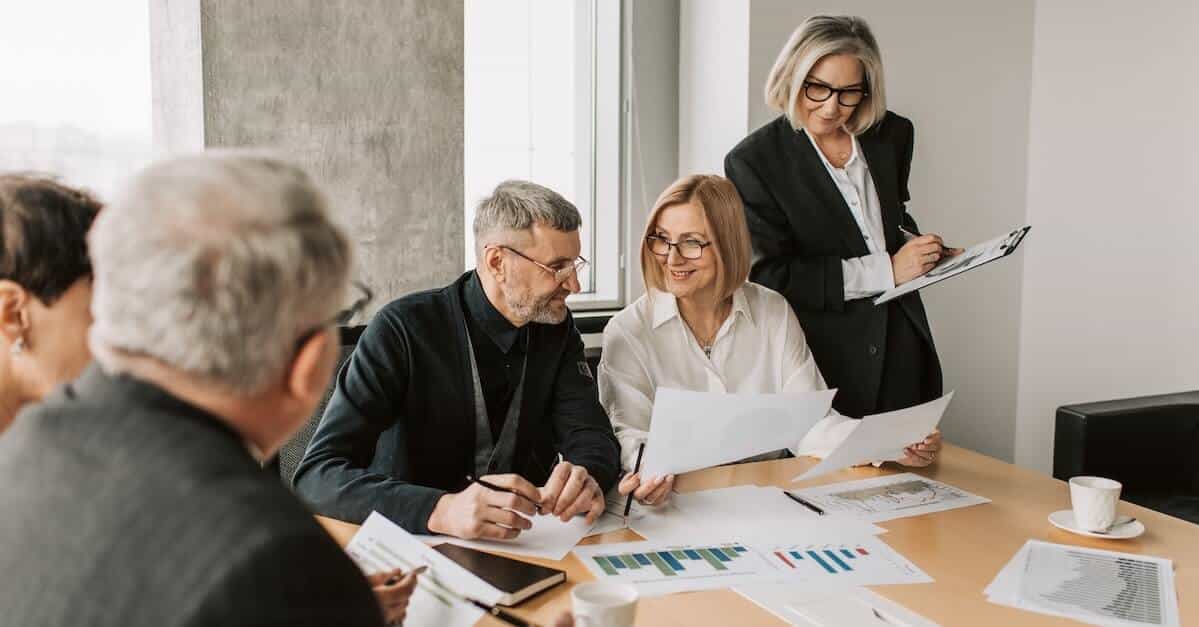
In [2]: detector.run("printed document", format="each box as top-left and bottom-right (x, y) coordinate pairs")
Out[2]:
(788, 472), (989, 522)
(794, 392), (953, 481)
(641, 387), (836, 478)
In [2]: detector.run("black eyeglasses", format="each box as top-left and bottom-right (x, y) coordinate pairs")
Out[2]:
(295, 281), (373, 349)
(646, 235), (712, 260)
(802, 81), (869, 107)
(489, 245), (589, 283)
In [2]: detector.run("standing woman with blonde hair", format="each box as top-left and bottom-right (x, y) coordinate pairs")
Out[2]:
(598, 175), (938, 507)
(725, 16), (955, 465)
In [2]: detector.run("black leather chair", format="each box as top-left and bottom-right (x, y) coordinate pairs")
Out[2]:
(276, 325), (365, 484)
(1054, 391), (1199, 524)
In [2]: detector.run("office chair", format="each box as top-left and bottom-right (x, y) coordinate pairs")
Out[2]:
(1054, 391), (1199, 524)
(276, 325), (364, 484)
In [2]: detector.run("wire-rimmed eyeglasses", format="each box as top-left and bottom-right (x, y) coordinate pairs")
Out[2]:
(489, 245), (589, 283)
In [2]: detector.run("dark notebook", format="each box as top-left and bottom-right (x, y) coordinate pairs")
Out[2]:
(432, 543), (566, 606)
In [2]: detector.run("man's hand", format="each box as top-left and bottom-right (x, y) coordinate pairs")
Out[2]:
(892, 234), (961, 285)
(539, 461), (605, 524)
(897, 429), (942, 467)
(426, 474), (542, 540)
(366, 566), (423, 625)
(618, 472), (675, 507)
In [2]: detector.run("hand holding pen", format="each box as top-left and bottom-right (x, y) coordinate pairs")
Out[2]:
(617, 442), (675, 510)
(426, 473), (543, 540)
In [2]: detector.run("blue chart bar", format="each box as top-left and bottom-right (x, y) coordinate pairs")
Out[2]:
(807, 550), (837, 574)
(610, 556), (626, 569)
(789, 551), (805, 561)
(684, 549), (701, 560)
(657, 552), (684, 571)
(824, 550), (853, 572)
(711, 548), (731, 562)
(841, 549), (857, 559)
(734, 546), (747, 553)
(634, 554), (651, 566)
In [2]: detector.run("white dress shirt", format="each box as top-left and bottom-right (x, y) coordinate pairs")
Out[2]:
(802, 129), (897, 300)
(597, 282), (858, 471)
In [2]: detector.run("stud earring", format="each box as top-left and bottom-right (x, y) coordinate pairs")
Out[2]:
(10, 337), (24, 356)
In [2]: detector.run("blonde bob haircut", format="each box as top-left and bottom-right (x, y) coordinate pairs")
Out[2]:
(641, 175), (751, 303)
(764, 15), (887, 135)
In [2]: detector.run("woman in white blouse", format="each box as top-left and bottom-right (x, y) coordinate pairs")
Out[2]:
(598, 175), (940, 506)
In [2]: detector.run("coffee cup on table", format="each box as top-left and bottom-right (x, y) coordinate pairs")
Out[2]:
(571, 582), (638, 627)
(1069, 476), (1121, 532)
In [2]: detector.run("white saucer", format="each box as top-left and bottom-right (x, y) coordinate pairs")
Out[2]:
(1048, 510), (1145, 539)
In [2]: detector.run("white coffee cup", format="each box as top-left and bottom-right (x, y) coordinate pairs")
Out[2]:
(1069, 476), (1121, 532)
(571, 582), (638, 627)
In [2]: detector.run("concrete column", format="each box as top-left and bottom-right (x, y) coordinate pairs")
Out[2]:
(150, 0), (464, 315)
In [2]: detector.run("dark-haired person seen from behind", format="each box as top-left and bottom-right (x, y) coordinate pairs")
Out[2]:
(295, 180), (620, 539)
(725, 16), (957, 465)
(0, 175), (99, 433)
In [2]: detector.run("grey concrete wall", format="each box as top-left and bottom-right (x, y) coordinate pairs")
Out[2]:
(197, 0), (464, 317)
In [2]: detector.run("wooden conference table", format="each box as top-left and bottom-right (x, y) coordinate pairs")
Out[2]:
(317, 444), (1197, 626)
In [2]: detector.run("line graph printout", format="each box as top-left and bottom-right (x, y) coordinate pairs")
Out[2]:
(790, 473), (990, 522)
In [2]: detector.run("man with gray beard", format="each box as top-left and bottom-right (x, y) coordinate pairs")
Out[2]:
(295, 180), (620, 541)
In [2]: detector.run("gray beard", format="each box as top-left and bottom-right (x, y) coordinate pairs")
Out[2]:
(507, 290), (568, 325)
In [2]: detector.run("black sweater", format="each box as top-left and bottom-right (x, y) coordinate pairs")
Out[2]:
(294, 271), (620, 533)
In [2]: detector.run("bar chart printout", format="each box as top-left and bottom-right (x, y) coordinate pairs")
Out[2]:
(573, 541), (779, 596)
(763, 537), (932, 586)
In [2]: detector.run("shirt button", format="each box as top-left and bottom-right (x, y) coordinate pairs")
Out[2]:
(868, 345), (878, 356)
(850, 198), (858, 205)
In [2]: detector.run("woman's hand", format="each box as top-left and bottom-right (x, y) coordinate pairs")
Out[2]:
(897, 430), (942, 467)
(367, 566), (424, 625)
(618, 471), (675, 506)
(892, 235), (960, 284)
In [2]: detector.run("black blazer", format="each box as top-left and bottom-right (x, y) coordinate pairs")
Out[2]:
(724, 112), (942, 418)
(0, 366), (382, 627)
(294, 271), (621, 533)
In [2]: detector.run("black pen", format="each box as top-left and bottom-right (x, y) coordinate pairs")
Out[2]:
(783, 490), (826, 516)
(623, 442), (646, 520)
(469, 600), (536, 627)
(467, 475), (542, 513)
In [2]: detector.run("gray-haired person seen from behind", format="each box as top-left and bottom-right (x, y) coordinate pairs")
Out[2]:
(0, 152), (415, 626)
(724, 16), (956, 465)
(294, 180), (620, 540)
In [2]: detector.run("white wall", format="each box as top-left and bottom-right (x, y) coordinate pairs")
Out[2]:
(678, 0), (749, 176)
(1014, 0), (1199, 472)
(745, 1), (1037, 462)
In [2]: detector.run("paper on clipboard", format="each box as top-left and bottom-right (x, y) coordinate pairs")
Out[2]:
(874, 226), (1030, 305)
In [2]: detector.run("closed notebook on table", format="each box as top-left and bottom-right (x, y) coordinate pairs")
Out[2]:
(432, 543), (566, 606)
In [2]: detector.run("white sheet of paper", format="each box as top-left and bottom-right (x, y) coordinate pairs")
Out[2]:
(795, 392), (953, 482)
(789, 473), (990, 523)
(788, 587), (942, 627)
(573, 539), (788, 597)
(629, 485), (885, 546)
(756, 535), (933, 588)
(344, 512), (489, 625)
(438, 512), (596, 561)
(874, 226), (1029, 305)
(641, 387), (836, 479)
(736, 586), (941, 627)
(985, 540), (1180, 627)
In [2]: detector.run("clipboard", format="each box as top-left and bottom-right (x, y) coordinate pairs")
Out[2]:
(874, 225), (1030, 305)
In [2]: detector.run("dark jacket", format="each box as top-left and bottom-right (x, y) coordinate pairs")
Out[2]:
(724, 112), (942, 418)
(0, 366), (382, 627)
(294, 271), (621, 533)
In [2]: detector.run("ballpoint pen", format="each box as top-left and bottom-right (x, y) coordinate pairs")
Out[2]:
(623, 442), (646, 523)
(467, 475), (543, 513)
(783, 490), (826, 515)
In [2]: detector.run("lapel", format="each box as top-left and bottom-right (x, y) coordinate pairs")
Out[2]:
(788, 127), (870, 256)
(858, 130), (902, 254)
(449, 274), (479, 471)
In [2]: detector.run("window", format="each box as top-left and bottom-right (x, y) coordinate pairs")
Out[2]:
(0, 3), (151, 199)
(465, 0), (622, 309)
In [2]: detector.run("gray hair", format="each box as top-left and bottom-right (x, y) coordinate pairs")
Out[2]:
(88, 151), (352, 394)
(472, 180), (581, 259)
(765, 15), (888, 135)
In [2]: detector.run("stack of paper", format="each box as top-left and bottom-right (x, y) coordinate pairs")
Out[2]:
(346, 512), (487, 625)
(787, 473), (989, 523)
(628, 484), (886, 545)
(985, 540), (1180, 626)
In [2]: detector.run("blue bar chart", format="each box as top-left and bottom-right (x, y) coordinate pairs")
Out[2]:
(574, 541), (778, 595)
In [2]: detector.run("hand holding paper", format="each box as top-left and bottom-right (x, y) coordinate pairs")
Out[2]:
(794, 392), (954, 481)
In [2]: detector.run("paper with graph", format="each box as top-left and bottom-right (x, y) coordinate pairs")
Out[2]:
(789, 473), (990, 523)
